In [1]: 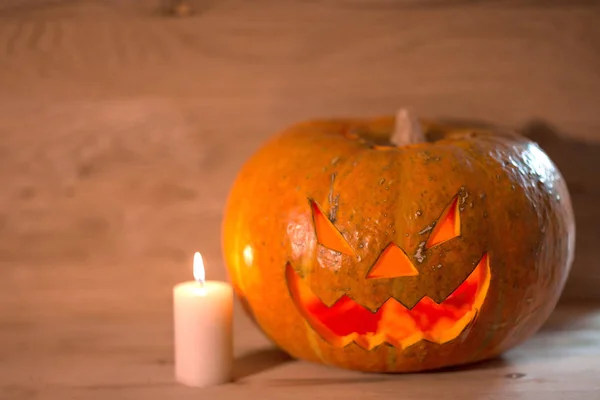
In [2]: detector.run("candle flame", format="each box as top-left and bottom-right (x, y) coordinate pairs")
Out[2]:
(193, 252), (205, 283)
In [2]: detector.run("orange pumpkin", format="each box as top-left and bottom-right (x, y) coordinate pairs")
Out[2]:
(222, 111), (575, 372)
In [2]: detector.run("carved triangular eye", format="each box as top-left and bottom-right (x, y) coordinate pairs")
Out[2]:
(311, 200), (354, 256)
(367, 243), (418, 279)
(426, 196), (461, 248)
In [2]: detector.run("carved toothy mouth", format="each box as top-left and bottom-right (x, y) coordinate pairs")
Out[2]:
(286, 253), (491, 350)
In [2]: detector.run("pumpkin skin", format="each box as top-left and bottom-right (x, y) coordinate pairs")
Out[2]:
(222, 115), (575, 372)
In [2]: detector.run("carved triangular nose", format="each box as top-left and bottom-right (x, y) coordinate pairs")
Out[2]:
(366, 243), (419, 279)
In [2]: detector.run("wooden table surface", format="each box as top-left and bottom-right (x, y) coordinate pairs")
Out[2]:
(2, 293), (600, 399)
(1, 1), (599, 399)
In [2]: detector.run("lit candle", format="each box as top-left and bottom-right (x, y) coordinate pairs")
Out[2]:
(173, 252), (233, 387)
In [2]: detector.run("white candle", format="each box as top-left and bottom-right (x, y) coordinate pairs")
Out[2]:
(173, 252), (233, 387)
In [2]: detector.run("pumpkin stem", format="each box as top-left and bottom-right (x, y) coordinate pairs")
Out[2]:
(390, 108), (426, 146)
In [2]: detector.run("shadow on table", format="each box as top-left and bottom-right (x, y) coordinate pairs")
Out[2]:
(267, 357), (516, 387)
(429, 356), (512, 374)
(233, 347), (293, 381)
(267, 376), (390, 386)
(540, 301), (600, 332)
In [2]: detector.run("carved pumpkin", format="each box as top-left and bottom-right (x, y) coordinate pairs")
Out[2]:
(222, 111), (575, 372)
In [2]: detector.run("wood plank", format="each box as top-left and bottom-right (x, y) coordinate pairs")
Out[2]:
(1, 296), (599, 399)
(0, 1), (598, 294)
(1, 2), (600, 398)
(0, 2), (598, 142)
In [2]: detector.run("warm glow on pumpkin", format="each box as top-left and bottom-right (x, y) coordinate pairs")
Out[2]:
(287, 253), (491, 350)
(426, 196), (461, 248)
(311, 200), (354, 255)
(366, 243), (419, 279)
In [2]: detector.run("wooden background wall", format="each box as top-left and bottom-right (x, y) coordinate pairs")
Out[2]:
(0, 0), (598, 313)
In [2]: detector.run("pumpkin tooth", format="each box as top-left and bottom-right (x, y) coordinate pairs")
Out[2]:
(385, 332), (424, 350)
(336, 333), (358, 348)
(353, 333), (387, 351)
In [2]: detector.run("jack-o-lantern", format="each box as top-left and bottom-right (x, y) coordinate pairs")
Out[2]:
(222, 110), (575, 372)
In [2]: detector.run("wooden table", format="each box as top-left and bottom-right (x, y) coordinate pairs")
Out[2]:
(1, 1), (600, 399)
(2, 289), (600, 399)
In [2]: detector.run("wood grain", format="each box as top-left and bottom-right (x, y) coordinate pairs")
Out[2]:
(0, 1), (599, 399)
(0, 0), (598, 296)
